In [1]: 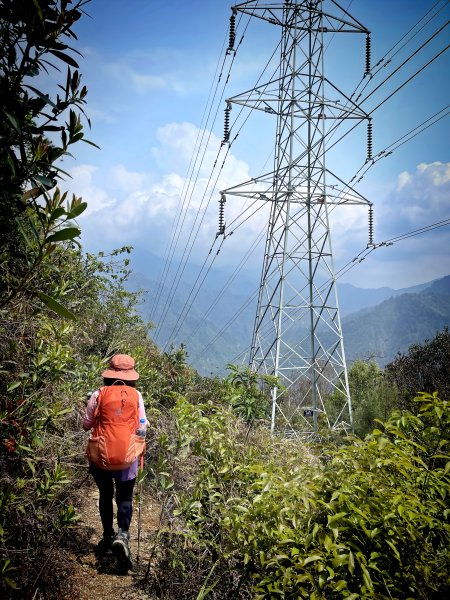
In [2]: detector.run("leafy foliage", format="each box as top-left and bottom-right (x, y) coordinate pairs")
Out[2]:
(150, 392), (450, 599)
(0, 0), (94, 311)
(224, 363), (277, 423)
(386, 327), (450, 410)
(0, 245), (160, 597)
(327, 360), (398, 437)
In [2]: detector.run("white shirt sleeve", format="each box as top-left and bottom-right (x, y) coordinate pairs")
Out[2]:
(83, 390), (99, 431)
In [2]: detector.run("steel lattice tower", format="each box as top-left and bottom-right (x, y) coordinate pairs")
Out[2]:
(220, 0), (373, 436)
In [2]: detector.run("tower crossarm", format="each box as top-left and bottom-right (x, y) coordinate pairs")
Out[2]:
(232, 1), (369, 35)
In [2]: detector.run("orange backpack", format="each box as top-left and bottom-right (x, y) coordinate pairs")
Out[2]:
(86, 383), (145, 470)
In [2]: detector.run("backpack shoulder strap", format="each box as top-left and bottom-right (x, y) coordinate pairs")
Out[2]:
(93, 387), (104, 419)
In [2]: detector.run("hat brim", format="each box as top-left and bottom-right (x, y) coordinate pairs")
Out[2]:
(102, 368), (139, 381)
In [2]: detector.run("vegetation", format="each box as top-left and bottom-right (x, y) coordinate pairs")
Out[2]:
(325, 360), (398, 438)
(146, 391), (449, 599)
(385, 327), (450, 410)
(1, 2), (449, 599)
(0, 0), (93, 313)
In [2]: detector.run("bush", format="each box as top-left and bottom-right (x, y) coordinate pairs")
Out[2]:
(151, 393), (450, 599)
(386, 328), (450, 409)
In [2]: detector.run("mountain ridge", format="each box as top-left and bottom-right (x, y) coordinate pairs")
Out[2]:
(127, 250), (449, 374)
(342, 276), (450, 365)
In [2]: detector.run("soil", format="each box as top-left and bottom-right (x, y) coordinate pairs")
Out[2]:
(68, 483), (161, 600)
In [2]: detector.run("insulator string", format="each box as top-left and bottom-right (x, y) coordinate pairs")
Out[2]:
(217, 194), (226, 236)
(223, 103), (231, 144)
(368, 204), (374, 246)
(365, 34), (372, 76)
(227, 11), (236, 54)
(367, 118), (373, 161)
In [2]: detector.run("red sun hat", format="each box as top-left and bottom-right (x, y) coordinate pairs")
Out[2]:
(102, 354), (139, 381)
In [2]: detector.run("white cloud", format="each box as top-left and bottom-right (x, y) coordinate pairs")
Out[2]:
(396, 170), (411, 190)
(386, 161), (450, 229)
(68, 165), (115, 216)
(66, 139), (450, 291)
(66, 122), (257, 255)
(342, 161), (450, 288)
(110, 164), (149, 192)
(85, 105), (118, 124)
(105, 61), (182, 94)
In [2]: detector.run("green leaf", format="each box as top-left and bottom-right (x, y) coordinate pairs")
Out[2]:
(23, 85), (57, 108)
(81, 138), (101, 149)
(348, 551), (355, 575)
(55, 407), (73, 417)
(303, 554), (323, 566)
(32, 174), (55, 189)
(7, 381), (21, 392)
(46, 227), (80, 243)
(50, 207), (66, 220)
(49, 49), (79, 68)
(4, 577), (17, 589)
(67, 201), (87, 218)
(334, 580), (347, 592)
(36, 292), (76, 320)
(328, 511), (347, 525)
(3, 110), (21, 133)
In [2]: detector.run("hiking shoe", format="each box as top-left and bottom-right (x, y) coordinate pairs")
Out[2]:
(112, 530), (133, 571)
(95, 533), (115, 557)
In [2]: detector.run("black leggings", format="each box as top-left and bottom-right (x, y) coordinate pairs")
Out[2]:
(90, 465), (136, 537)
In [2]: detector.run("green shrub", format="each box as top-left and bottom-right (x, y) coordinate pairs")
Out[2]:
(166, 393), (450, 599)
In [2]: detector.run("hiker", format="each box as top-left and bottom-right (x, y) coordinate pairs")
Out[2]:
(83, 354), (147, 570)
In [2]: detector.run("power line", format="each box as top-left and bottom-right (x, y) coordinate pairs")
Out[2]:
(221, 217), (450, 367)
(370, 42), (450, 114)
(150, 9), (252, 328)
(156, 17), (286, 345)
(154, 143), (232, 344)
(149, 31), (229, 322)
(178, 226), (268, 347)
(152, 32), (250, 339)
(360, 20), (449, 106)
(151, 67), (235, 329)
(185, 37), (450, 356)
(154, 2), (449, 361)
(350, 0), (449, 104)
(170, 44), (447, 354)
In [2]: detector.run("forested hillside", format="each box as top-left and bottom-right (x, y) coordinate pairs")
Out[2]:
(1, 2), (449, 599)
(131, 260), (449, 374)
(342, 275), (450, 363)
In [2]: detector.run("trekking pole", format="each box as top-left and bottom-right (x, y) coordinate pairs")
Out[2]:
(136, 451), (144, 562)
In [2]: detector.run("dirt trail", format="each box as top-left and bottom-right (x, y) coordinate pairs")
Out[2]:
(68, 484), (160, 600)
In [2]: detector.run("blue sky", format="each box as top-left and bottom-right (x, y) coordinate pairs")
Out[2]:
(64, 0), (450, 295)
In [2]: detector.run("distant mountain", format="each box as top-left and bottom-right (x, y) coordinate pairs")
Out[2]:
(127, 266), (254, 375)
(337, 280), (434, 317)
(342, 276), (450, 366)
(127, 248), (449, 374)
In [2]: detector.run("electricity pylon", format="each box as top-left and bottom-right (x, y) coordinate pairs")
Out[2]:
(220, 0), (373, 437)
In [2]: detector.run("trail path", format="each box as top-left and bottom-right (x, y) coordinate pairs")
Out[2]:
(68, 484), (160, 600)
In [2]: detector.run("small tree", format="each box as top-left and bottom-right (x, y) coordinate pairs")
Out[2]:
(0, 2), (96, 595)
(0, 0), (95, 313)
(325, 360), (397, 437)
(385, 327), (450, 411)
(225, 364), (277, 424)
